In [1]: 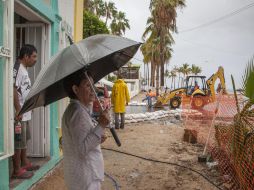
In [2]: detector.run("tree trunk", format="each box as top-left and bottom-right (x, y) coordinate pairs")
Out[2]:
(84, 0), (89, 10)
(178, 73), (181, 88)
(156, 63), (160, 96)
(151, 61), (156, 87)
(143, 63), (146, 90)
(164, 75), (166, 87)
(182, 74), (185, 87)
(147, 63), (150, 89)
(150, 62), (154, 86)
(105, 15), (109, 26)
(160, 32), (164, 87)
(160, 56), (164, 86)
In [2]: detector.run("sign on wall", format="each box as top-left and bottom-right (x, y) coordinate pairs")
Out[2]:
(61, 20), (73, 38)
(0, 46), (11, 58)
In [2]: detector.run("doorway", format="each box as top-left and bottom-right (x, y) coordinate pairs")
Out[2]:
(14, 0), (51, 158)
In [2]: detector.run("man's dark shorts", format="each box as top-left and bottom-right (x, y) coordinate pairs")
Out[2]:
(14, 121), (31, 149)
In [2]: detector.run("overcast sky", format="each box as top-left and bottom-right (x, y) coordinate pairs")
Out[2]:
(109, 0), (254, 89)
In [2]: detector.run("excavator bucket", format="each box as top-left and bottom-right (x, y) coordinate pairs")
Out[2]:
(153, 101), (163, 108)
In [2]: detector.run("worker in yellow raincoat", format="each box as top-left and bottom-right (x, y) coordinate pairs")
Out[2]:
(111, 74), (130, 129)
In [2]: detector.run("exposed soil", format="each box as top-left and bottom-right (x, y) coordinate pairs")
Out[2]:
(31, 121), (222, 190)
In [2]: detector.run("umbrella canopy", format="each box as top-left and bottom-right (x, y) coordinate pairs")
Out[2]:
(20, 34), (141, 115)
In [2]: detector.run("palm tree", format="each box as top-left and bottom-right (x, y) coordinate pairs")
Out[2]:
(170, 70), (177, 89)
(149, 0), (186, 86)
(173, 66), (181, 88)
(150, 0), (186, 32)
(191, 64), (202, 75)
(104, 1), (117, 26)
(142, 16), (174, 88)
(229, 58), (254, 188)
(165, 69), (170, 87)
(141, 40), (153, 86)
(181, 63), (191, 86)
(141, 34), (161, 92)
(160, 33), (173, 86)
(182, 63), (191, 77)
(88, 0), (106, 18)
(142, 17), (158, 88)
(110, 11), (130, 36)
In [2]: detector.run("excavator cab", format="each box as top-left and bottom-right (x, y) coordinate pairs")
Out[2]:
(186, 76), (207, 96)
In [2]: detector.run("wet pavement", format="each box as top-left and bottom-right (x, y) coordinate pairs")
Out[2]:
(125, 105), (170, 114)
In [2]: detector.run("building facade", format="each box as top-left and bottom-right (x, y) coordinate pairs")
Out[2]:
(118, 64), (141, 98)
(0, 0), (83, 189)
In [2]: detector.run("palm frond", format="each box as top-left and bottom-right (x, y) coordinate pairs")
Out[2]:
(242, 57), (254, 103)
(231, 75), (240, 113)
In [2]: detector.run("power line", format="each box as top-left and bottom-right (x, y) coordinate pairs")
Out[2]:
(129, 2), (254, 64)
(179, 2), (254, 33)
(105, 172), (120, 190)
(102, 148), (223, 190)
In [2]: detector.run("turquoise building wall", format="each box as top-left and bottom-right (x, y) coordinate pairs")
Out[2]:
(0, 1), (9, 189)
(0, 0), (62, 189)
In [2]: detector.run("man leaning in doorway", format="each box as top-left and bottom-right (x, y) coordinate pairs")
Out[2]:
(12, 44), (40, 179)
(111, 73), (130, 129)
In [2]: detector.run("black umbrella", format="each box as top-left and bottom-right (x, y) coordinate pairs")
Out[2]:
(20, 34), (141, 146)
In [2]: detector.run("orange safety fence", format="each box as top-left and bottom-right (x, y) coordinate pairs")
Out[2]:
(181, 93), (254, 190)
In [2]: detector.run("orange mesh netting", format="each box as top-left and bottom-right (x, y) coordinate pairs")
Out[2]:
(181, 93), (254, 190)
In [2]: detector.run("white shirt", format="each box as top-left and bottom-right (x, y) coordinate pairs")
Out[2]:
(62, 99), (105, 190)
(13, 61), (32, 121)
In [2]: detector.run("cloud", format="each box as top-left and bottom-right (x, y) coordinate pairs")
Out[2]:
(109, 0), (254, 89)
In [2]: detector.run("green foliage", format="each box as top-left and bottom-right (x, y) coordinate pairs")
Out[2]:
(83, 11), (109, 38)
(107, 75), (117, 82)
(181, 63), (191, 76)
(191, 64), (202, 75)
(85, 0), (130, 36)
(110, 11), (130, 36)
(242, 57), (254, 103)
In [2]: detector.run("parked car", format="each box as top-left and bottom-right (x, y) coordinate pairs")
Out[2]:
(92, 85), (111, 118)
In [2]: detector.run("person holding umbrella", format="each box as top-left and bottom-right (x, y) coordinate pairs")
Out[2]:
(62, 69), (110, 190)
(17, 34), (141, 188)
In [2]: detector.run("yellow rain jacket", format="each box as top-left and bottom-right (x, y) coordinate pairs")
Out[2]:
(111, 79), (130, 113)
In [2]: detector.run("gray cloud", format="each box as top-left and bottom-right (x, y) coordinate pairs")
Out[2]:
(110, 0), (254, 89)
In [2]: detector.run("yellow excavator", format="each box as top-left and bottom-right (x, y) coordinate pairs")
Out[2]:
(154, 66), (227, 109)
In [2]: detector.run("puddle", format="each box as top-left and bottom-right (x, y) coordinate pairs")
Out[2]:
(127, 116), (183, 127)
(125, 105), (170, 114)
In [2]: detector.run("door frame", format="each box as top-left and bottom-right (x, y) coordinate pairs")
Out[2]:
(14, 23), (51, 157)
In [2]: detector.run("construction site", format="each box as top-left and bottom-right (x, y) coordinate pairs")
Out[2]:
(31, 68), (254, 190)
(1, 1), (253, 190)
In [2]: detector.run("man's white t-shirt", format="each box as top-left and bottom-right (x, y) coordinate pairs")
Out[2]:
(13, 61), (32, 121)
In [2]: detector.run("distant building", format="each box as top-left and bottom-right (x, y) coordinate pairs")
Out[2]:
(118, 64), (140, 80)
(118, 64), (141, 98)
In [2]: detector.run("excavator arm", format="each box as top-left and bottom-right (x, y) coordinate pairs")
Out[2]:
(206, 66), (227, 101)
